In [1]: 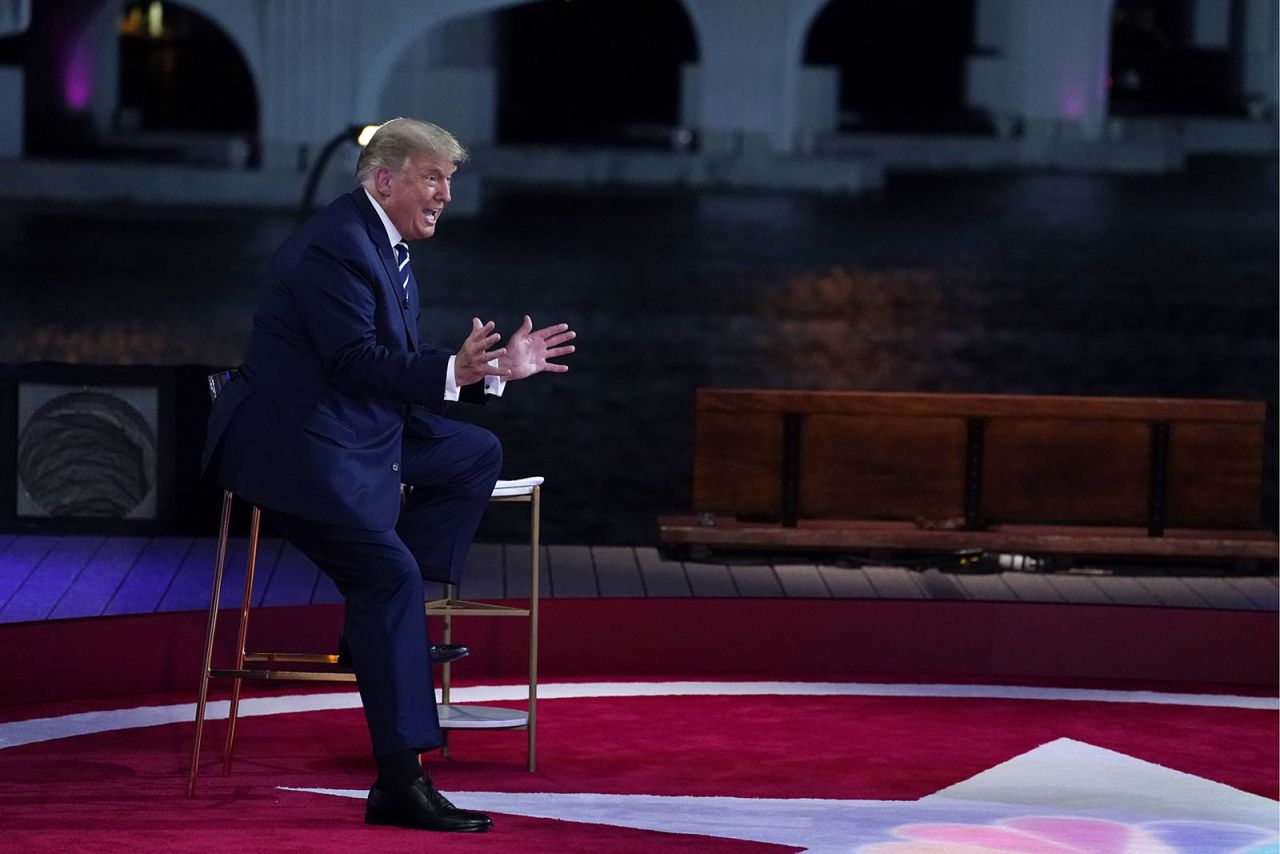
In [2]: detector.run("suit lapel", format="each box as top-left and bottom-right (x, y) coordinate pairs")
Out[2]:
(352, 189), (420, 351)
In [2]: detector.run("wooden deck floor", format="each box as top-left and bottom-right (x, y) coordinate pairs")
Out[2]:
(0, 534), (1275, 624)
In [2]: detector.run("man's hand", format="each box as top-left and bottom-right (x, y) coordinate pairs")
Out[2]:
(500, 315), (576, 381)
(454, 317), (509, 386)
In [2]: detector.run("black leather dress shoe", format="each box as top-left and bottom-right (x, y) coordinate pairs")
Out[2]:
(365, 777), (492, 832)
(336, 633), (470, 668)
(428, 643), (469, 666)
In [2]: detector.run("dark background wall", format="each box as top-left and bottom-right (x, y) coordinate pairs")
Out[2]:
(1, 157), (1275, 544)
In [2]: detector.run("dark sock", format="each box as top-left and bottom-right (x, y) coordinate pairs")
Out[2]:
(374, 749), (423, 790)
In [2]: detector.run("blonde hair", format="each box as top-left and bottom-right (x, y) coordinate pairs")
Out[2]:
(355, 118), (468, 184)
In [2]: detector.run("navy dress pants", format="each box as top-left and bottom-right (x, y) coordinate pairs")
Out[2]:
(397, 411), (503, 585)
(262, 415), (501, 759)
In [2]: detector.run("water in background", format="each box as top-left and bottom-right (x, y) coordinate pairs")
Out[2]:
(2, 157), (1275, 544)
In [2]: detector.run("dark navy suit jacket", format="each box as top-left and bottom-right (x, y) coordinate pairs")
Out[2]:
(203, 188), (480, 531)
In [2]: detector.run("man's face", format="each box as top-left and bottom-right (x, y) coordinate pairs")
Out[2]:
(375, 154), (456, 241)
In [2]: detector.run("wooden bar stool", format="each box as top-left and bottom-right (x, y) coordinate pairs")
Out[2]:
(187, 373), (543, 794)
(430, 477), (542, 772)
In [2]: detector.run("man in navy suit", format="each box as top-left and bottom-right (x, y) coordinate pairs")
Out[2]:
(203, 119), (574, 832)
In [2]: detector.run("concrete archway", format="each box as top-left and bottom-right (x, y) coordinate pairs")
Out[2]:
(374, 10), (503, 146)
(1109, 0), (1254, 116)
(21, 0), (260, 160)
(355, 0), (527, 127)
(496, 0), (698, 146)
(117, 0), (258, 135)
(360, 0), (701, 149)
(803, 0), (980, 132)
(148, 0), (262, 113)
(679, 0), (827, 153)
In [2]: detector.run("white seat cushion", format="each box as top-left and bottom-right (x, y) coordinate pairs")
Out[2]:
(491, 476), (544, 498)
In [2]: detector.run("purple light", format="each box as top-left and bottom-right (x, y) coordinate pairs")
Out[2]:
(870, 816), (1278, 853)
(1060, 85), (1086, 121)
(62, 38), (94, 109)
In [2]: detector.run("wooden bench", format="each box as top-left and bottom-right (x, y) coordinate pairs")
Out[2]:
(658, 389), (1278, 561)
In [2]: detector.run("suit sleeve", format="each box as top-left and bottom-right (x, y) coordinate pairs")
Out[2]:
(289, 236), (451, 406)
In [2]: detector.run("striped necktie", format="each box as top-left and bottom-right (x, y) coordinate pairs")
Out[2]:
(393, 242), (410, 294)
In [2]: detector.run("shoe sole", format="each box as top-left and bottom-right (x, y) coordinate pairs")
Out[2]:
(365, 811), (491, 832)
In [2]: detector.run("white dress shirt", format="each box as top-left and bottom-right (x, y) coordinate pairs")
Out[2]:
(363, 187), (504, 401)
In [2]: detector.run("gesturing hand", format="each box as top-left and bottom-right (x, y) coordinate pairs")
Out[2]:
(500, 315), (576, 381)
(454, 317), (509, 386)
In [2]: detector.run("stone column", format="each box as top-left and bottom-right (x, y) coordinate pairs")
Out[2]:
(380, 13), (498, 145)
(0, 66), (21, 156)
(681, 0), (826, 155)
(1190, 0), (1232, 49)
(85, 0), (118, 138)
(968, 0), (1114, 140)
(0, 0), (22, 153)
(1239, 0), (1278, 117)
(0, 0), (30, 36)
(256, 0), (361, 172)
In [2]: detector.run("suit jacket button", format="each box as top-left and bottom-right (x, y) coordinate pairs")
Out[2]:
(392, 463), (400, 472)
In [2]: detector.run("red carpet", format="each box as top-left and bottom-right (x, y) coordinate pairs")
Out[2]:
(2, 598), (1276, 851)
(2, 682), (1276, 852)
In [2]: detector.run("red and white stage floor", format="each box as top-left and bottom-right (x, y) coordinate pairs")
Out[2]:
(1, 594), (1276, 853)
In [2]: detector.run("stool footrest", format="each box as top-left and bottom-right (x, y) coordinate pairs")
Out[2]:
(426, 597), (530, 616)
(208, 667), (357, 682)
(437, 703), (529, 729)
(244, 652), (341, 665)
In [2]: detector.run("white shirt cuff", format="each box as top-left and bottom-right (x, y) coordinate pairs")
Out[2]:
(444, 355), (506, 400)
(444, 355), (460, 401)
(484, 369), (506, 397)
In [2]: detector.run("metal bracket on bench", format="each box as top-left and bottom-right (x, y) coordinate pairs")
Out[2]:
(1148, 421), (1170, 536)
(964, 417), (986, 530)
(781, 412), (802, 527)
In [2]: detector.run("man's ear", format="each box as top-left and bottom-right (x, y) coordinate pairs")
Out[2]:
(374, 166), (392, 197)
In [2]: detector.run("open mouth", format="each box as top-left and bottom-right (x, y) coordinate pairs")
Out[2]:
(425, 209), (440, 224)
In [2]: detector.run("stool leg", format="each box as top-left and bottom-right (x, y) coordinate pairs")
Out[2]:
(188, 490), (234, 797)
(222, 506), (261, 775)
(440, 582), (453, 759)
(527, 485), (540, 773)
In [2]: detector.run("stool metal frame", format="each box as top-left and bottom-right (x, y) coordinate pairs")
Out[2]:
(186, 484), (541, 796)
(187, 372), (542, 795)
(429, 483), (541, 772)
